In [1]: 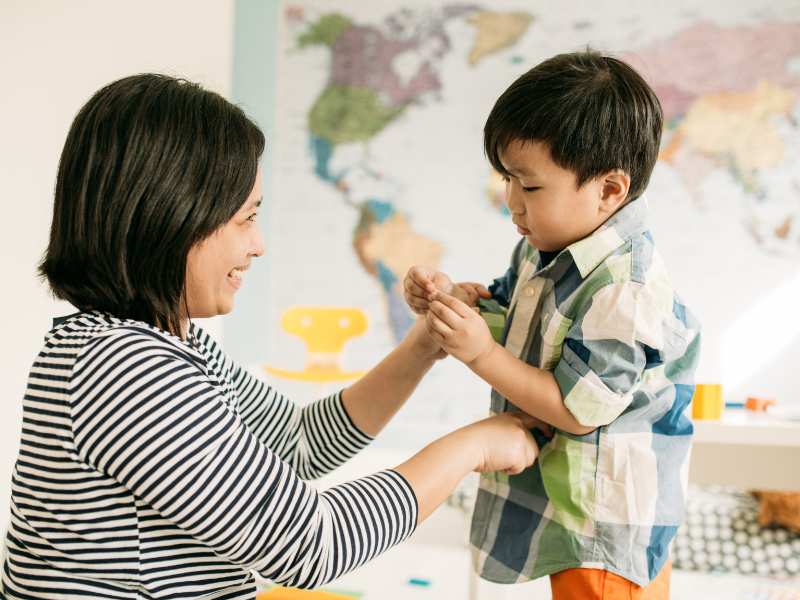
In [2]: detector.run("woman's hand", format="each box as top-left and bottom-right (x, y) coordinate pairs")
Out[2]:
(393, 411), (541, 521)
(404, 266), (454, 315)
(404, 266), (490, 315)
(406, 316), (446, 361)
(461, 412), (541, 475)
(425, 290), (496, 366)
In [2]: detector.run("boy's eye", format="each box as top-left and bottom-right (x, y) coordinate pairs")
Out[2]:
(522, 186), (540, 193)
(247, 212), (258, 222)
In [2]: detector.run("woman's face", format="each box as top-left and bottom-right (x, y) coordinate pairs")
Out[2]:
(185, 168), (264, 319)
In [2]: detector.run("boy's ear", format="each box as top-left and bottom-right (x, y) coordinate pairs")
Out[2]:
(598, 170), (630, 214)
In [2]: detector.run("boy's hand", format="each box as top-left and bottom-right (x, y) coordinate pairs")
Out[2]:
(404, 266), (490, 314)
(426, 290), (495, 366)
(454, 282), (492, 307)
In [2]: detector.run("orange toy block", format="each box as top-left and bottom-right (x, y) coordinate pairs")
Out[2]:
(745, 396), (776, 412)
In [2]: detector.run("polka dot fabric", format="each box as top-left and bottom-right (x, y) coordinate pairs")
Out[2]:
(673, 486), (800, 578)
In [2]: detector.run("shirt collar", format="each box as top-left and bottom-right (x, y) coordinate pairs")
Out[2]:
(563, 195), (650, 278)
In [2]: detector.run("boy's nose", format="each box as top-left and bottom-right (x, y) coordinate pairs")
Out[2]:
(506, 189), (523, 214)
(508, 199), (525, 216)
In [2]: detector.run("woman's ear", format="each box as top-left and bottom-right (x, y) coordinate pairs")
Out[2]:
(599, 170), (631, 215)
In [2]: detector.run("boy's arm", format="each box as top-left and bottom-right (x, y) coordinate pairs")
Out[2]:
(425, 291), (592, 435)
(427, 283), (655, 436)
(469, 343), (595, 435)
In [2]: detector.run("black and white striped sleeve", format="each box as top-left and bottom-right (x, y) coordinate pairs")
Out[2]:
(196, 327), (373, 480)
(70, 328), (418, 588)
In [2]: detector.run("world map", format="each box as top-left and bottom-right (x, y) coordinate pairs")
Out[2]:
(260, 1), (800, 444)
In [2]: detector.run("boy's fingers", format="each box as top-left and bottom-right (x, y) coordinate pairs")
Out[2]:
(425, 320), (446, 343)
(429, 300), (462, 328)
(461, 283), (491, 300)
(426, 311), (453, 336)
(475, 284), (491, 298)
(430, 291), (471, 318)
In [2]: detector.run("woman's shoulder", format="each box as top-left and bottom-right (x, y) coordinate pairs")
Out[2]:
(47, 311), (205, 369)
(190, 323), (239, 381)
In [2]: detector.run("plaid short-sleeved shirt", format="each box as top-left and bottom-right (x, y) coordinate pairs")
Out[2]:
(471, 197), (701, 586)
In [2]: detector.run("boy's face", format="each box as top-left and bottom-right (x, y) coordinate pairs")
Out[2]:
(500, 139), (622, 252)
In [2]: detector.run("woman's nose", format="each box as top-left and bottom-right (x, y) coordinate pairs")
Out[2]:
(251, 227), (266, 257)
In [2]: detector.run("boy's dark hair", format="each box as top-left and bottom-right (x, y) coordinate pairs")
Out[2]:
(484, 50), (662, 201)
(40, 74), (265, 337)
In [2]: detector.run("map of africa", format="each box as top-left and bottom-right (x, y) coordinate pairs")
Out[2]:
(258, 1), (800, 445)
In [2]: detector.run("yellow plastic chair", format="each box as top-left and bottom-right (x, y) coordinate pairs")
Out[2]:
(265, 307), (368, 382)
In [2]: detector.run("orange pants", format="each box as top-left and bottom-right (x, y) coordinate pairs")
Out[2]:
(550, 561), (671, 600)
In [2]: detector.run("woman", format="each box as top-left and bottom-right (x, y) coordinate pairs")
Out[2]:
(1, 74), (539, 599)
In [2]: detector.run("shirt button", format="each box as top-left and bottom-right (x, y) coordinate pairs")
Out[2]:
(524, 286), (535, 297)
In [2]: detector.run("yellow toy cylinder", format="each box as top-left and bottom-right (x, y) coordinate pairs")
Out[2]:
(691, 383), (723, 420)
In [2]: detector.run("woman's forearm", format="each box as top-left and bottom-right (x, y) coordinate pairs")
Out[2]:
(393, 428), (477, 522)
(341, 320), (438, 436)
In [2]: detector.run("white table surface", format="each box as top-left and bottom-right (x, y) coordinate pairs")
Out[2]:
(690, 408), (800, 490)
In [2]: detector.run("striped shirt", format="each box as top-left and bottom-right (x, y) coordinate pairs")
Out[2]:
(1, 312), (417, 599)
(472, 197), (701, 586)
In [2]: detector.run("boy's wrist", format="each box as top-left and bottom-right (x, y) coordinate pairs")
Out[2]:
(468, 340), (498, 374)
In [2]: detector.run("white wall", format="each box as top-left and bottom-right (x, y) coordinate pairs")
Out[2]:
(0, 0), (234, 522)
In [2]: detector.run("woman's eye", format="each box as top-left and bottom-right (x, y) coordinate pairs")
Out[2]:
(523, 186), (540, 193)
(247, 213), (258, 223)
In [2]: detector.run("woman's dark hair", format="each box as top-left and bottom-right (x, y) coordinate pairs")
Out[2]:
(40, 74), (265, 337)
(484, 50), (663, 201)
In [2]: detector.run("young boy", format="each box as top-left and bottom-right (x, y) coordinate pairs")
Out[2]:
(404, 51), (700, 599)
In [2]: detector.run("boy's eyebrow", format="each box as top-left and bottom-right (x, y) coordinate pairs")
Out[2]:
(505, 165), (537, 178)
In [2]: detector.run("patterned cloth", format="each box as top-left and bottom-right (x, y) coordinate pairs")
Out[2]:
(674, 486), (800, 578)
(471, 197), (702, 586)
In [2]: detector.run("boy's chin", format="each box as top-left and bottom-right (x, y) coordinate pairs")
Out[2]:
(523, 235), (542, 249)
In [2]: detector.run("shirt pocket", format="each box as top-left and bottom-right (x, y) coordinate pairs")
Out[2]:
(538, 309), (573, 370)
